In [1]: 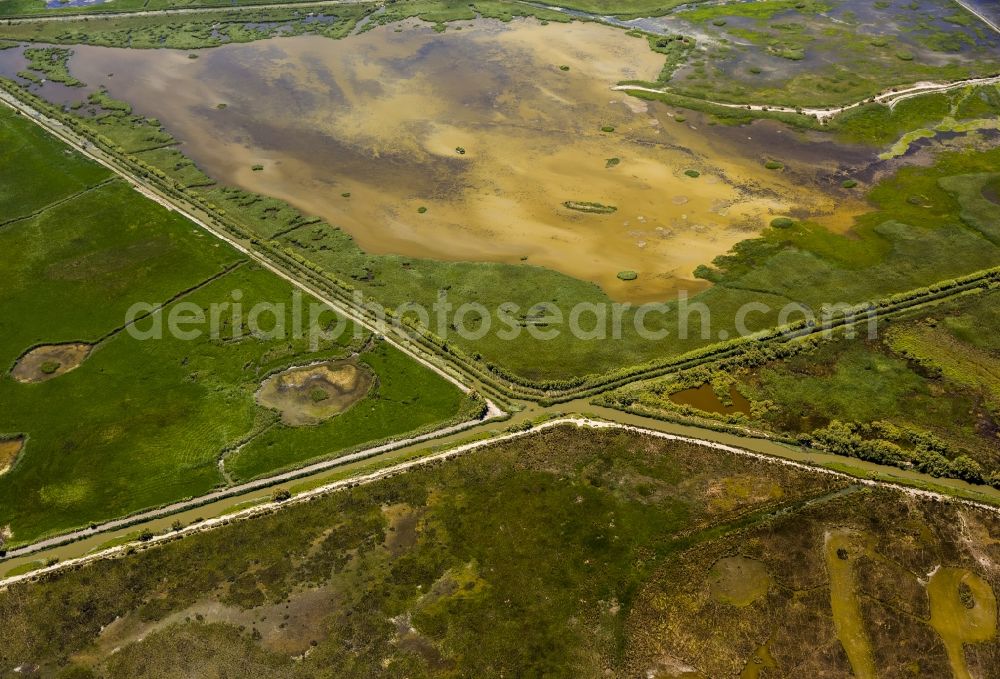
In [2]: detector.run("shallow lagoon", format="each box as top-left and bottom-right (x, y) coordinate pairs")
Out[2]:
(45, 18), (871, 301)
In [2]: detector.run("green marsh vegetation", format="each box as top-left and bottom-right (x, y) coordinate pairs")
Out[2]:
(603, 288), (1000, 487)
(835, 84), (1000, 147)
(0, 105), (471, 545)
(3, 11), (1000, 390)
(0, 0), (368, 18)
(356, 0), (577, 34)
(1, 427), (995, 677)
(0, 426), (851, 676)
(31, 77), (1000, 388)
(631, 487), (1000, 678)
(562, 200), (617, 214)
(0, 4), (373, 49)
(657, 0), (1000, 108)
(20, 47), (83, 87)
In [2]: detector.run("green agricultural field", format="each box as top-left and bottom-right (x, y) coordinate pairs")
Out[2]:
(0, 108), (110, 222)
(1, 426), (996, 677)
(0, 105), (470, 546)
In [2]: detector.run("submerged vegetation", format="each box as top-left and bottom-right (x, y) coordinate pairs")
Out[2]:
(562, 200), (618, 214)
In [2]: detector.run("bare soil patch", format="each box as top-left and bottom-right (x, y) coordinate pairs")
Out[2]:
(95, 585), (341, 659)
(382, 503), (421, 557)
(11, 343), (92, 383)
(255, 359), (374, 427)
(0, 437), (24, 475)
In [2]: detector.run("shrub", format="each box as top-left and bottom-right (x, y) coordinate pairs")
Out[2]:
(617, 270), (639, 281)
(770, 217), (795, 228)
(684, 169), (700, 178)
(764, 160), (784, 170)
(272, 489), (292, 502)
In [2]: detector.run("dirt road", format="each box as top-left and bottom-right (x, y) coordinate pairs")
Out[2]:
(0, 0), (374, 22)
(614, 74), (1000, 122)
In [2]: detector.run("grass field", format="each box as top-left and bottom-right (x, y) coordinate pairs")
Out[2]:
(0, 105), (110, 222)
(1, 426), (995, 677)
(0, 105), (470, 546)
(227, 340), (479, 481)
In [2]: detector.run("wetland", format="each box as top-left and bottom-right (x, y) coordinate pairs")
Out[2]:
(53, 18), (868, 302)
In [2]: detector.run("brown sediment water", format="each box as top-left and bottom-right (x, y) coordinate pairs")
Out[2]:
(66, 19), (864, 302)
(255, 360), (374, 427)
(11, 343), (92, 383)
(669, 383), (752, 416)
(0, 437), (24, 475)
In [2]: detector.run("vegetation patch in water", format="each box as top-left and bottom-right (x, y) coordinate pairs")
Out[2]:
(564, 201), (617, 214)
